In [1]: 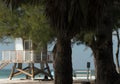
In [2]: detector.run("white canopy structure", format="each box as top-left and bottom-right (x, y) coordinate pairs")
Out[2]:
(0, 38), (53, 80)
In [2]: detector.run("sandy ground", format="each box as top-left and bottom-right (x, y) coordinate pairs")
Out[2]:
(0, 79), (94, 84)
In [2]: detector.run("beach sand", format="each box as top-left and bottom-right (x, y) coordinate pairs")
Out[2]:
(0, 79), (94, 84)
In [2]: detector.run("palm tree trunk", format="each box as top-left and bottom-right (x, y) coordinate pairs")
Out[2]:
(91, 24), (120, 84)
(54, 37), (73, 84)
(88, 0), (120, 83)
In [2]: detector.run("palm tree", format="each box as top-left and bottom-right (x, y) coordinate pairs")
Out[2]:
(86, 0), (120, 84)
(45, 0), (85, 84)
(63, 0), (120, 84)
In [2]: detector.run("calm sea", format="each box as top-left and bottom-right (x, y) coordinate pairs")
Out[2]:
(0, 69), (47, 79)
(0, 69), (95, 79)
(0, 69), (26, 79)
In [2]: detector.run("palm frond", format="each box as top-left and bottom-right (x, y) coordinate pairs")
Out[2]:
(45, 0), (86, 38)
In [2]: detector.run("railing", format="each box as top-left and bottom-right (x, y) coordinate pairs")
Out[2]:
(1, 50), (53, 63)
(73, 70), (93, 80)
(0, 62), (9, 69)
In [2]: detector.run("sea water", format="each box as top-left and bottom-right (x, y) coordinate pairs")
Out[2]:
(0, 69), (54, 79)
(0, 69), (95, 79)
(0, 69), (26, 79)
(0, 69), (10, 79)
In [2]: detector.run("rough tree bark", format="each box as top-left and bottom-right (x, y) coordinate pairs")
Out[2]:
(91, 23), (120, 84)
(87, 0), (120, 83)
(54, 37), (73, 84)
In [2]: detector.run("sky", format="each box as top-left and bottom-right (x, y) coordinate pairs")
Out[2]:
(72, 44), (94, 70)
(0, 32), (119, 70)
(48, 43), (94, 70)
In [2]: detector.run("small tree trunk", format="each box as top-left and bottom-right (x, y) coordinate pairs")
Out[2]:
(54, 38), (73, 84)
(52, 44), (57, 69)
(115, 29), (120, 73)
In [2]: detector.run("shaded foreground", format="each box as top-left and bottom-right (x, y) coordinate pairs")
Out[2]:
(0, 79), (95, 84)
